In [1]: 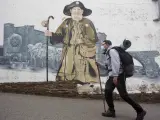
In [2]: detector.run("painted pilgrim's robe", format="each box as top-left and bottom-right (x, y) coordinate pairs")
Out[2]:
(50, 18), (100, 83)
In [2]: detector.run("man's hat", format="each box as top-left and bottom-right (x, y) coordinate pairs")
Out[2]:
(63, 1), (92, 16)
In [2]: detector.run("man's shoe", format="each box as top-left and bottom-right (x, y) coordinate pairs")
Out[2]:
(102, 109), (116, 118)
(136, 110), (146, 120)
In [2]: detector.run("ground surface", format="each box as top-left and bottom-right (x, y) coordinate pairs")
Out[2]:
(0, 93), (160, 120)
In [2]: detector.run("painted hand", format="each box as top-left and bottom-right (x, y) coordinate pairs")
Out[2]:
(45, 30), (52, 37)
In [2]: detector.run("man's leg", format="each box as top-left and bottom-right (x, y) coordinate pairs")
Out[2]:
(116, 73), (146, 120)
(105, 77), (116, 111)
(102, 77), (116, 117)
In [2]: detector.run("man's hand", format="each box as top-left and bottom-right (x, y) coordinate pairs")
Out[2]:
(113, 77), (118, 86)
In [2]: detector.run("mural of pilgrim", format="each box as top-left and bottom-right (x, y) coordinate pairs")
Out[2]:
(45, 1), (100, 83)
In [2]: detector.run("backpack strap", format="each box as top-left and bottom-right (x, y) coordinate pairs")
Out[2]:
(105, 48), (121, 73)
(106, 47), (118, 59)
(105, 49), (111, 59)
(107, 47), (125, 69)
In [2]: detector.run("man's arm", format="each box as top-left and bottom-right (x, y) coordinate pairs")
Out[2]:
(109, 49), (120, 77)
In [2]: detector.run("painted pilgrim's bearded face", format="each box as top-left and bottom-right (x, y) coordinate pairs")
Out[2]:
(70, 7), (83, 21)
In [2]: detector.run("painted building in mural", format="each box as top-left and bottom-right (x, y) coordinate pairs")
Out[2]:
(3, 23), (45, 61)
(1, 23), (105, 70)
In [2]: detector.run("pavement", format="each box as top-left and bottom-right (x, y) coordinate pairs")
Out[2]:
(0, 93), (159, 120)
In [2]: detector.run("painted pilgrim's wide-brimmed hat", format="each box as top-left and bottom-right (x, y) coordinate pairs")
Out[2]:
(63, 1), (92, 16)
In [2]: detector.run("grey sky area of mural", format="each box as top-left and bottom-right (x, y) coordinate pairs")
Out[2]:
(0, 0), (160, 51)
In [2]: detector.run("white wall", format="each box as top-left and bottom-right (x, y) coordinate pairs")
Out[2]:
(0, 0), (160, 91)
(0, 0), (160, 51)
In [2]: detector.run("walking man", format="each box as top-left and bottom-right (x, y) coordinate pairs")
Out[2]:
(101, 40), (146, 120)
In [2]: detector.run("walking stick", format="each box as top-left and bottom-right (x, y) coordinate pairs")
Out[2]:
(96, 62), (107, 112)
(41, 16), (54, 82)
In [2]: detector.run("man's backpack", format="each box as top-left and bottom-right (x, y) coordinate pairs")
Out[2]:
(107, 46), (134, 78)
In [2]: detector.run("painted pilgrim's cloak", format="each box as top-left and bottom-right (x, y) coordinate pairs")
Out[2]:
(50, 17), (100, 83)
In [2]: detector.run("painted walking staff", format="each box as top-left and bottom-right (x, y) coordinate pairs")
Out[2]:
(45, 1), (100, 84)
(152, 0), (160, 22)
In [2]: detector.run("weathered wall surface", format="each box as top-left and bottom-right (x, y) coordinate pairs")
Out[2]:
(89, 0), (160, 51)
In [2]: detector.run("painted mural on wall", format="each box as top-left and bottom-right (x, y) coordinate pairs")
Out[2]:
(46, 1), (100, 83)
(0, 0), (160, 93)
(1, 22), (160, 77)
